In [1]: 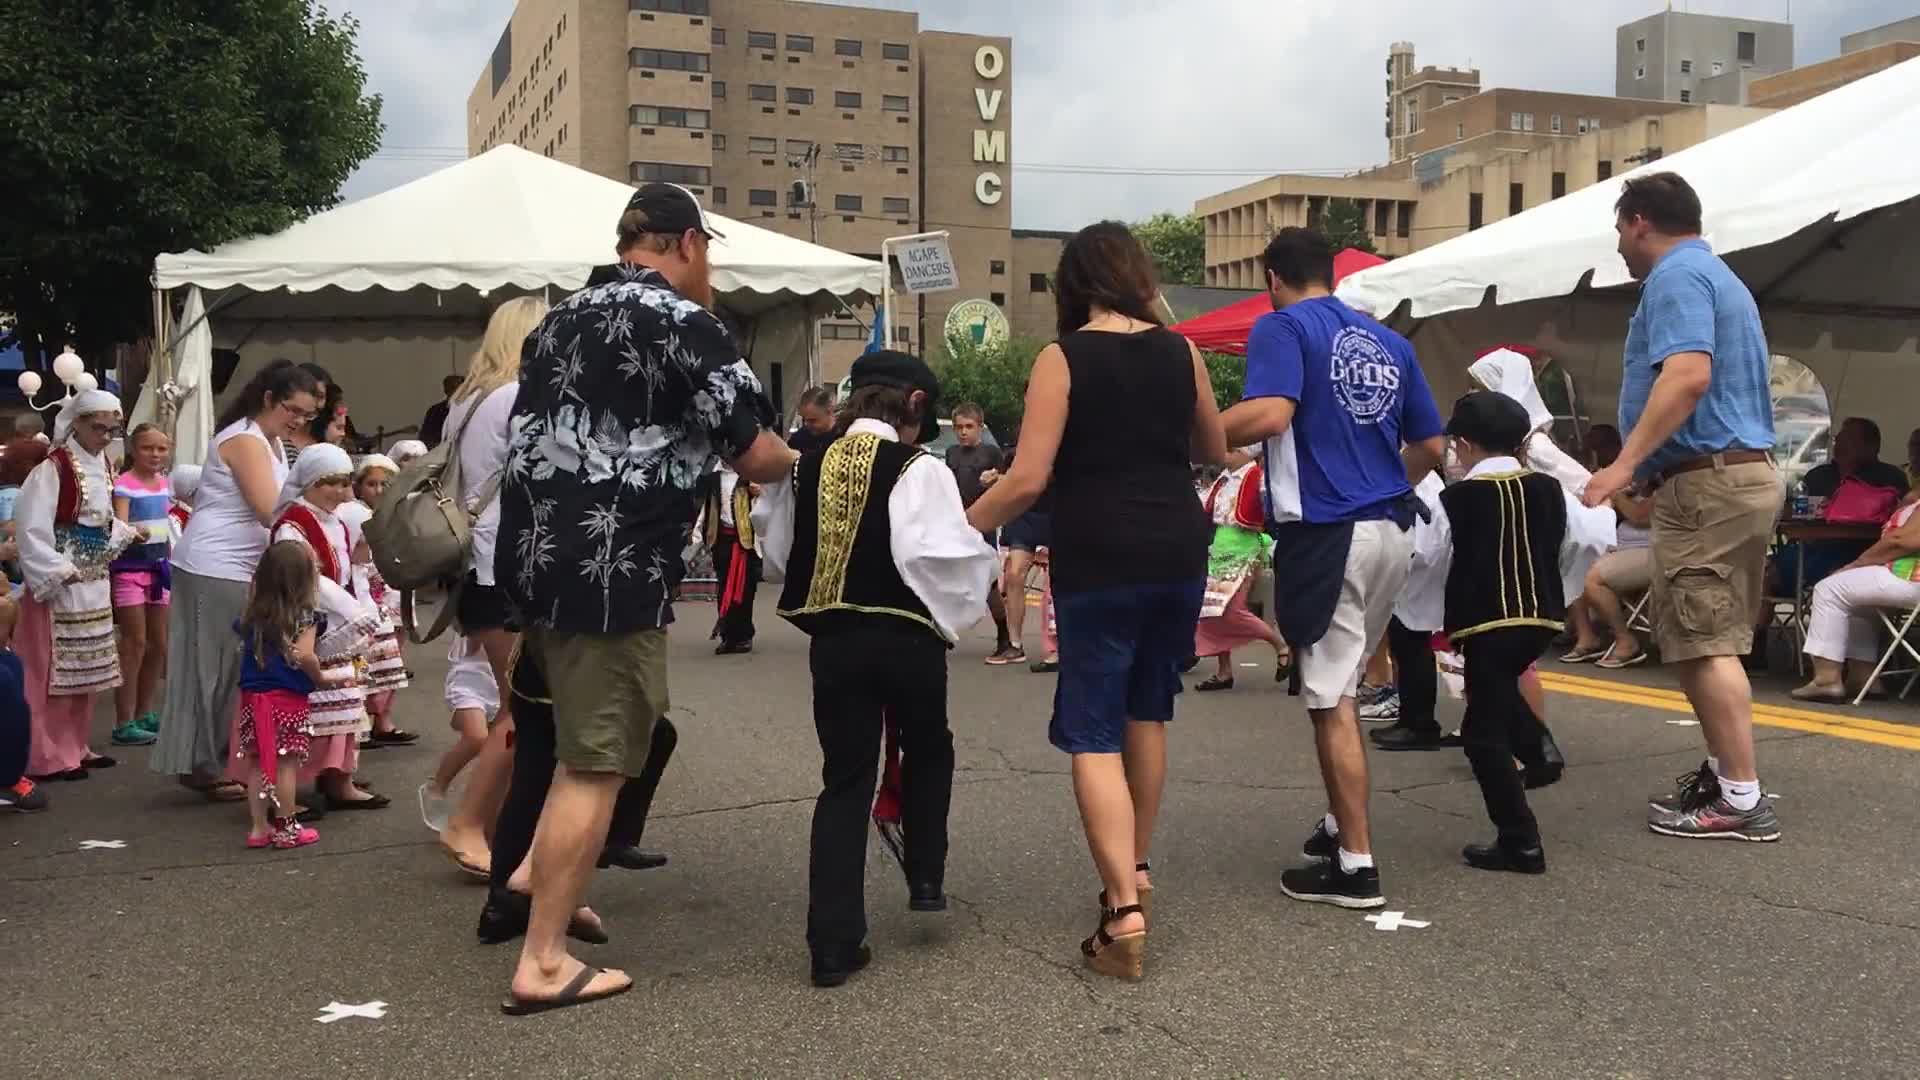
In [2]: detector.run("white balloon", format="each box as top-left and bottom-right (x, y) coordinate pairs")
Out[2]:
(16, 371), (41, 396)
(51, 348), (84, 383)
(72, 372), (99, 393)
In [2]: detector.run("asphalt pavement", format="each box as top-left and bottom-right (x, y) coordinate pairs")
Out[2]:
(6, 597), (1919, 1079)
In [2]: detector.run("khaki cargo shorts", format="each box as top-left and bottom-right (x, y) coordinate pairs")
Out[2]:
(521, 625), (670, 776)
(1649, 458), (1783, 663)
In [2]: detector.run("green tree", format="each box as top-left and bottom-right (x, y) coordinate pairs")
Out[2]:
(1319, 198), (1377, 255)
(1131, 211), (1206, 286)
(0, 1), (385, 368)
(1203, 350), (1245, 413)
(932, 335), (1048, 441)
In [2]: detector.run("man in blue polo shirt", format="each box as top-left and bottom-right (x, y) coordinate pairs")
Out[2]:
(1223, 227), (1445, 909)
(1584, 171), (1783, 843)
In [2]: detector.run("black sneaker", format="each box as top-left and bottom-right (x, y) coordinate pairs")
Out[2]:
(1301, 820), (1338, 862)
(1371, 724), (1445, 752)
(1281, 859), (1385, 909)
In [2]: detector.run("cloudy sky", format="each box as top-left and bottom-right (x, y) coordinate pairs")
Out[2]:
(338, 0), (1908, 228)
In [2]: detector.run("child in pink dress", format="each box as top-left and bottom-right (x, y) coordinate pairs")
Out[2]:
(108, 424), (173, 746)
(235, 542), (332, 849)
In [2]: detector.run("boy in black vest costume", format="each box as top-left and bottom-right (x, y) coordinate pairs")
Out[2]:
(753, 350), (997, 987)
(1440, 392), (1577, 875)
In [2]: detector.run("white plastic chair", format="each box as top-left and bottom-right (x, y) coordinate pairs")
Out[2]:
(1851, 600), (1920, 706)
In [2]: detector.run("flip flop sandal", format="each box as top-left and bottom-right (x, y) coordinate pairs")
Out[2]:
(500, 966), (632, 1016)
(1559, 646), (1610, 663)
(182, 778), (246, 801)
(443, 846), (492, 880)
(1596, 650), (1649, 669)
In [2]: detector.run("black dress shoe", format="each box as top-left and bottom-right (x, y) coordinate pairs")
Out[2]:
(714, 640), (753, 656)
(1463, 841), (1547, 874)
(476, 887), (611, 946)
(810, 943), (873, 988)
(597, 844), (668, 871)
(1371, 724), (1445, 752)
(908, 881), (947, 912)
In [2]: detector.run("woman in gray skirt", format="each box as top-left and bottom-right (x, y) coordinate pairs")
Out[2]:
(150, 360), (323, 798)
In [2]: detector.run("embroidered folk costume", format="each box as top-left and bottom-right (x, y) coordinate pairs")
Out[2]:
(704, 463), (761, 650)
(18, 391), (137, 777)
(1193, 455), (1277, 661)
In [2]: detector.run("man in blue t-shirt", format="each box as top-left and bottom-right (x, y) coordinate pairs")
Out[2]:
(1583, 172), (1784, 845)
(1222, 227), (1445, 910)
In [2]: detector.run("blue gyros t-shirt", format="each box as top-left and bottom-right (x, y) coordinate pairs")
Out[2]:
(1619, 238), (1774, 477)
(1243, 296), (1443, 525)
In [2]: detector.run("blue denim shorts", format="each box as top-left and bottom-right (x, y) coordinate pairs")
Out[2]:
(1049, 579), (1205, 754)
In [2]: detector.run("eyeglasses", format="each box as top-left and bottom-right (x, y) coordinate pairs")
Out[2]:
(282, 404), (320, 422)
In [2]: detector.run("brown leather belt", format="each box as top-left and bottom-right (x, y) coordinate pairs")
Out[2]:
(1657, 449), (1772, 483)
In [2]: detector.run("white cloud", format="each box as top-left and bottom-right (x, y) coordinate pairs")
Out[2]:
(338, 0), (1906, 228)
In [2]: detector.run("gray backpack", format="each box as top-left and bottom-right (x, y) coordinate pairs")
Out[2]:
(364, 405), (502, 643)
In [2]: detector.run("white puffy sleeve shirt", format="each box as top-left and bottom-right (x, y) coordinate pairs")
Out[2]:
(16, 446), (115, 600)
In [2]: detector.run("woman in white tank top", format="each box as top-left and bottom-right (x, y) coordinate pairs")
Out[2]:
(150, 361), (325, 798)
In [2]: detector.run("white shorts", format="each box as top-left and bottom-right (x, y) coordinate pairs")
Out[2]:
(443, 634), (500, 721)
(1297, 519), (1414, 711)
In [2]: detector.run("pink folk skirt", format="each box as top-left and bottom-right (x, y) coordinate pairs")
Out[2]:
(20, 595), (97, 777)
(1193, 578), (1271, 658)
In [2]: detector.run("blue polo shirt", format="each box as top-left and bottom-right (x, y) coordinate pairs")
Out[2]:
(1243, 296), (1443, 524)
(1619, 238), (1773, 476)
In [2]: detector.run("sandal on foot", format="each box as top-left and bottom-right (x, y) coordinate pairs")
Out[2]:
(1790, 682), (1848, 702)
(1098, 862), (1154, 924)
(500, 966), (632, 1017)
(181, 777), (247, 802)
(1596, 649), (1648, 670)
(1559, 644), (1610, 663)
(1275, 654), (1295, 682)
(443, 845), (492, 881)
(1195, 675), (1235, 692)
(1081, 904), (1147, 980)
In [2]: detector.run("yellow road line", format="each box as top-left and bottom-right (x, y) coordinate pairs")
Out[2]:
(1537, 671), (1920, 752)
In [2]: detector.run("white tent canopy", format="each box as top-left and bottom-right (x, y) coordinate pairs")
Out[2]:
(1335, 56), (1920, 448)
(149, 147), (883, 448)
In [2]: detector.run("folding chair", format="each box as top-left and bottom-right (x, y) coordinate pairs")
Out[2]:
(1623, 589), (1655, 638)
(1851, 600), (1920, 706)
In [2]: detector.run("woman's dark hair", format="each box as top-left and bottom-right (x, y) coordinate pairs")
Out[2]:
(834, 384), (920, 437)
(308, 383), (346, 443)
(1053, 221), (1164, 339)
(216, 359), (323, 430)
(1261, 227), (1335, 291)
(0, 438), (50, 487)
(1615, 172), (1703, 236)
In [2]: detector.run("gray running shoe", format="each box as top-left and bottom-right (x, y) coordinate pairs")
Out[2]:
(1648, 795), (1781, 842)
(1358, 688), (1401, 722)
(1650, 760), (1717, 813)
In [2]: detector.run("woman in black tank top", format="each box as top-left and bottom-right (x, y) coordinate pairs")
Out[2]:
(966, 222), (1228, 978)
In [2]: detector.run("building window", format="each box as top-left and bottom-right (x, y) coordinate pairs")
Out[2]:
(1523, 113), (1535, 131)
(835, 38), (861, 57)
(1737, 31), (1756, 63)
(1635, 37), (1646, 54)
(748, 83), (775, 101)
(834, 194), (862, 212)
(1397, 201), (1411, 239)
(820, 323), (866, 341)
(1468, 193), (1485, 230)
(1029, 273), (1049, 293)
(835, 90), (862, 109)
(1509, 183), (1523, 216)
(1510, 111), (1522, 130)
(1550, 114), (1562, 133)
(712, 134), (725, 151)
(630, 48), (711, 73)
(833, 142), (863, 160)
(1576, 117), (1588, 134)
(747, 30), (775, 50)
(989, 260), (1006, 275)
(990, 292), (1006, 307)
(882, 42), (910, 61)
(1679, 89), (1691, 103)
(1712, 60), (1724, 75)
(1635, 65), (1646, 80)
(883, 196), (910, 215)
(713, 186), (727, 204)
(786, 34), (813, 52)
(712, 80), (726, 98)
(895, 326), (910, 344)
(786, 86), (814, 105)
(1598, 160), (1613, 181)
(629, 0), (710, 12)
(785, 138), (813, 157)
(1375, 200), (1391, 235)
(748, 136), (777, 155)
(882, 94), (909, 112)
(1551, 171), (1567, 199)
(1455, 122), (1465, 140)
(630, 105), (711, 129)
(630, 161), (711, 185)
(712, 27), (725, 45)
(748, 188), (777, 207)
(882, 145), (909, 163)
(1679, 58), (1693, 74)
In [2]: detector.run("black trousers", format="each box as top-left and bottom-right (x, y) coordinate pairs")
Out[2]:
(490, 684), (679, 892)
(807, 627), (953, 952)
(1387, 617), (1440, 735)
(1460, 627), (1556, 845)
(710, 536), (760, 645)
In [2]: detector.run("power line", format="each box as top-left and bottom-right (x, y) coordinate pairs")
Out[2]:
(365, 145), (1372, 178)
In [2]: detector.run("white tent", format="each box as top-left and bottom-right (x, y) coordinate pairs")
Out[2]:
(149, 146), (884, 448)
(1337, 56), (1920, 446)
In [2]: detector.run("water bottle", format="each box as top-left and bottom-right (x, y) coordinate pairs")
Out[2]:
(1791, 482), (1810, 519)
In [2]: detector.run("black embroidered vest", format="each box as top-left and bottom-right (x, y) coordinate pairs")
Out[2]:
(1439, 469), (1568, 642)
(777, 433), (940, 641)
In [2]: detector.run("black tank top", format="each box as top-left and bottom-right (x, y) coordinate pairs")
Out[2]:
(1049, 327), (1210, 594)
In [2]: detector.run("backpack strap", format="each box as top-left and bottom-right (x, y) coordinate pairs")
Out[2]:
(440, 392), (505, 518)
(401, 581), (462, 645)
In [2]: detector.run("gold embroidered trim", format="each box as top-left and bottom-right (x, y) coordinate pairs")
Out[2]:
(1449, 617), (1565, 642)
(776, 601), (941, 636)
(805, 433), (881, 610)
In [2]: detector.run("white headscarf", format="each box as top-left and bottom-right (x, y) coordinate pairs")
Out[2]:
(170, 465), (203, 502)
(354, 453), (399, 480)
(53, 389), (122, 445)
(389, 439), (429, 466)
(281, 442), (354, 506)
(1467, 348), (1554, 433)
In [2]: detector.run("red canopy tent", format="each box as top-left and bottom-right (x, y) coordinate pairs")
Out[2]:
(1170, 248), (1387, 354)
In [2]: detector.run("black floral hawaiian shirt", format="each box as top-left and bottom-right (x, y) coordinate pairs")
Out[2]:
(497, 266), (769, 633)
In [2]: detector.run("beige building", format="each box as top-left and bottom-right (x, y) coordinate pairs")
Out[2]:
(1386, 43), (1480, 163)
(466, 0), (1058, 396)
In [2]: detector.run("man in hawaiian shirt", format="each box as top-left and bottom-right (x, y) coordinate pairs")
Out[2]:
(495, 183), (795, 1014)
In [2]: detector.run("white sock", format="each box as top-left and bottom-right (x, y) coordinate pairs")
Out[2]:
(1719, 775), (1762, 812)
(1706, 756), (1720, 775)
(1337, 847), (1374, 873)
(1323, 812), (1339, 836)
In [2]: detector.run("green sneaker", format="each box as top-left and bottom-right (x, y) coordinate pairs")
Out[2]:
(110, 721), (157, 747)
(135, 711), (161, 735)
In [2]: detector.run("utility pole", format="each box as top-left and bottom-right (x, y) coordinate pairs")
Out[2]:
(789, 141), (823, 386)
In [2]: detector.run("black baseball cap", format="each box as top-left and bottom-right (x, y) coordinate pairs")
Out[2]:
(850, 349), (941, 444)
(1445, 391), (1531, 455)
(622, 182), (726, 242)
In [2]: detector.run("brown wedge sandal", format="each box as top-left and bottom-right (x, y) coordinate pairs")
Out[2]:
(1081, 904), (1147, 980)
(1097, 861), (1154, 923)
